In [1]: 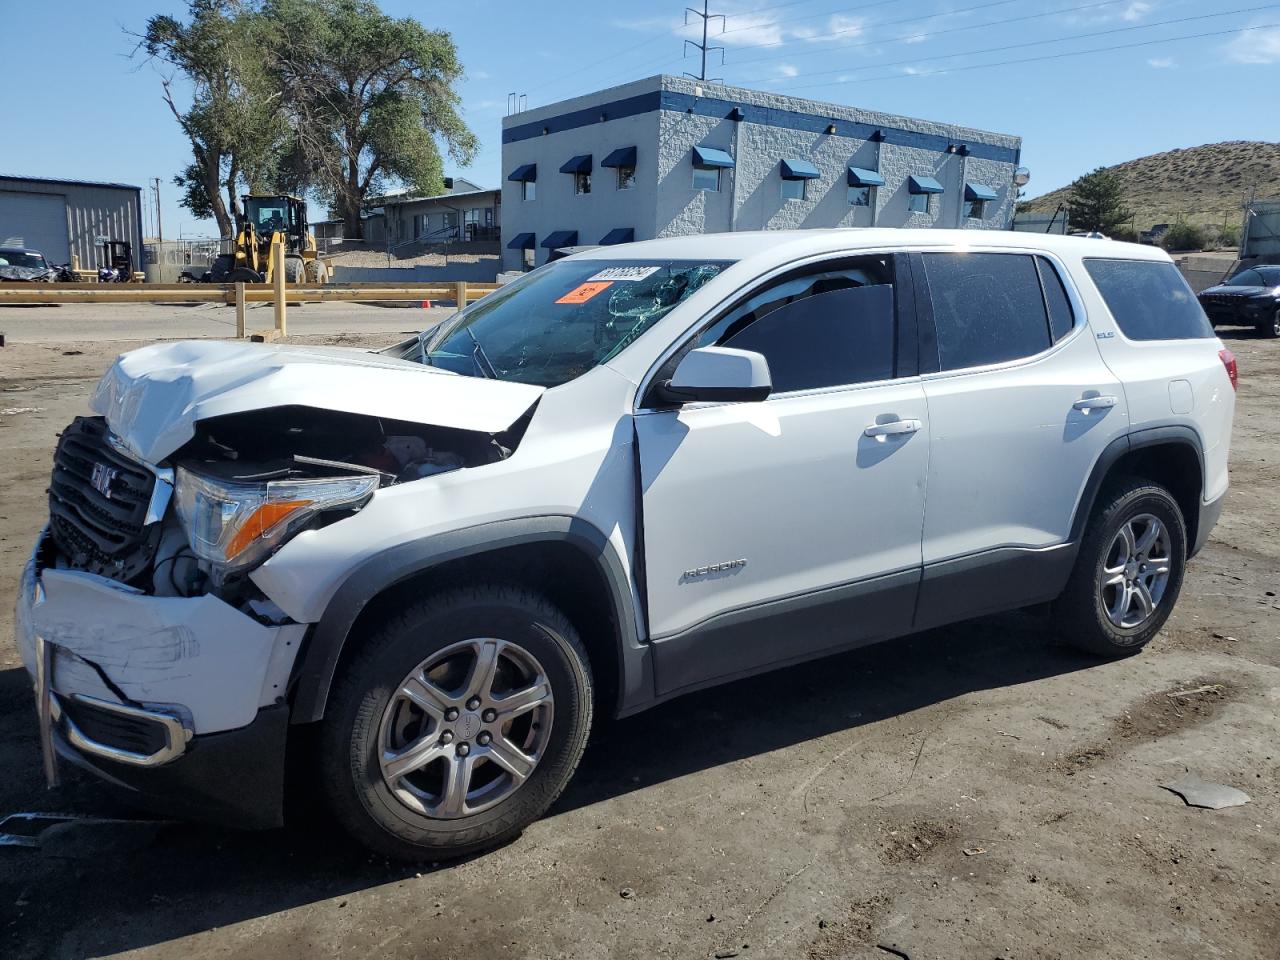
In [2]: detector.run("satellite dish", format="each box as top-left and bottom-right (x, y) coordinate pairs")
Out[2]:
(1013, 167), (1031, 187)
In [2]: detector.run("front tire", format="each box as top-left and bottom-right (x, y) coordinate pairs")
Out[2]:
(1257, 307), (1280, 339)
(1055, 478), (1187, 657)
(319, 585), (593, 861)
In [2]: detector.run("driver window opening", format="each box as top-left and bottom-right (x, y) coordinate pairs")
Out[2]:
(694, 256), (899, 393)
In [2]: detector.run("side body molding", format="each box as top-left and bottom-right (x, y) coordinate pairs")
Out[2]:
(289, 516), (650, 724)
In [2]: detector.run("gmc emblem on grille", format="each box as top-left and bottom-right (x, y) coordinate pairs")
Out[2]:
(90, 462), (118, 498)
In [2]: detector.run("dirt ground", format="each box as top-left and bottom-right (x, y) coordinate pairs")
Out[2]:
(0, 326), (1277, 960)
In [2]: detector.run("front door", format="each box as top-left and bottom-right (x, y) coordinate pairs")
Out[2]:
(634, 253), (931, 697)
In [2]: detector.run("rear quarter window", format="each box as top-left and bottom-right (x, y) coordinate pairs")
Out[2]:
(1083, 258), (1213, 341)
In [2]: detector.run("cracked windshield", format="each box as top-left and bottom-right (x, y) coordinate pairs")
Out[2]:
(416, 259), (731, 386)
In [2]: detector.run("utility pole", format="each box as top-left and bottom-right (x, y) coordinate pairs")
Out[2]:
(684, 1), (725, 82)
(153, 177), (163, 243)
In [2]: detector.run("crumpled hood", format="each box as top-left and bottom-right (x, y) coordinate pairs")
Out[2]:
(91, 340), (545, 463)
(0, 264), (51, 281)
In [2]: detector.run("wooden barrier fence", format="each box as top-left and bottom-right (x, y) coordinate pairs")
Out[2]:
(0, 275), (498, 338)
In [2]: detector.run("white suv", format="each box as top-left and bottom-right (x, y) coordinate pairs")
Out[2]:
(16, 230), (1235, 859)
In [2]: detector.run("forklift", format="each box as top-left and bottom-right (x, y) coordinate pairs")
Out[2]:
(101, 240), (136, 282)
(209, 194), (328, 284)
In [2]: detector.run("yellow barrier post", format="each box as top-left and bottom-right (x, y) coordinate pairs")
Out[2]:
(454, 281), (467, 311)
(235, 282), (246, 338)
(272, 242), (287, 336)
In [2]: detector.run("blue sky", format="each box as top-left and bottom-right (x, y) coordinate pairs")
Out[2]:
(1, 0), (1275, 237)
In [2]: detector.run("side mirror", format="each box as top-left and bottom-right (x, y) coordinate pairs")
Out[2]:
(655, 346), (772, 404)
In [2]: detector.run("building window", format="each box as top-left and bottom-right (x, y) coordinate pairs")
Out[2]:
(908, 192), (931, 214)
(522, 179), (536, 201)
(963, 198), (987, 220)
(781, 178), (806, 201)
(848, 186), (872, 207)
(522, 247), (535, 271)
(692, 166), (721, 192)
(617, 165), (636, 190)
(574, 172), (591, 195)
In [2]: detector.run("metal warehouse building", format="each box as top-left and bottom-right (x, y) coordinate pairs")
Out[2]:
(501, 75), (1022, 271)
(0, 175), (144, 270)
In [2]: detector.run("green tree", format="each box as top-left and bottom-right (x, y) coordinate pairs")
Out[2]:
(265, 0), (478, 237)
(139, 1), (287, 238)
(1066, 167), (1132, 235)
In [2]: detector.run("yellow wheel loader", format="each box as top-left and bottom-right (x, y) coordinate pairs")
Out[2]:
(209, 195), (329, 285)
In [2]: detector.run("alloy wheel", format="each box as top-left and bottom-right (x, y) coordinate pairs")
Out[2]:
(378, 638), (554, 819)
(1099, 513), (1172, 631)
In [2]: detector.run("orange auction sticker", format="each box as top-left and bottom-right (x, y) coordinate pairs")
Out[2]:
(556, 281), (613, 304)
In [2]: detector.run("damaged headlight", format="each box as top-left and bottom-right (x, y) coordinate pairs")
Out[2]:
(174, 466), (378, 577)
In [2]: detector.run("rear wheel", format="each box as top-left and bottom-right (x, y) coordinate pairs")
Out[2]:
(1055, 478), (1187, 657)
(304, 258), (328, 284)
(227, 266), (263, 283)
(207, 254), (235, 283)
(319, 585), (593, 861)
(1257, 308), (1280, 339)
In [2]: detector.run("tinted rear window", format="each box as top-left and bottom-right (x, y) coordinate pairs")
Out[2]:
(1084, 259), (1213, 341)
(922, 252), (1051, 370)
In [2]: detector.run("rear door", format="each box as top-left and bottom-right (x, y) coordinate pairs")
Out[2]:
(911, 250), (1129, 628)
(635, 253), (930, 696)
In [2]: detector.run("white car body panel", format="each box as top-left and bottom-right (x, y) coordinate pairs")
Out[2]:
(636, 379), (929, 639)
(919, 323), (1129, 562)
(91, 339), (545, 463)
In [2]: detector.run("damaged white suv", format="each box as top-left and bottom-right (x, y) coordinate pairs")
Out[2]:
(17, 230), (1235, 860)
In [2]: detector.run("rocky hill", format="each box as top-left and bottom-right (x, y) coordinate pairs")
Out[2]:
(1018, 140), (1280, 232)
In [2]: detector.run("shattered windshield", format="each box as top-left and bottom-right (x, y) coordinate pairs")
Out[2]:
(0, 250), (47, 269)
(418, 259), (731, 387)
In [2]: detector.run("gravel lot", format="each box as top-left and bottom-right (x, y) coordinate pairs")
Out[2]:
(0, 322), (1276, 960)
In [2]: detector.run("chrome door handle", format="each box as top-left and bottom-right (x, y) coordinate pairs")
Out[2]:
(864, 418), (922, 439)
(1073, 395), (1118, 413)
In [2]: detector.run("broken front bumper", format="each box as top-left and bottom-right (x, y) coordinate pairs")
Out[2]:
(16, 534), (305, 828)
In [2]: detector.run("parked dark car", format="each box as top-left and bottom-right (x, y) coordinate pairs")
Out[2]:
(1198, 265), (1280, 338)
(0, 246), (59, 282)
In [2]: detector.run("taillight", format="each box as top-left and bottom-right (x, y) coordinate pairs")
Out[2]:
(1219, 349), (1238, 391)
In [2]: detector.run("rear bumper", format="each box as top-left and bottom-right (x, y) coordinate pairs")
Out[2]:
(1191, 492), (1225, 559)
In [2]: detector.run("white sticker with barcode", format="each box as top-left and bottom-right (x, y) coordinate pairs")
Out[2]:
(587, 266), (660, 282)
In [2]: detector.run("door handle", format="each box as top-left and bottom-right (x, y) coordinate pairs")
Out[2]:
(864, 418), (922, 439)
(1073, 395), (1118, 413)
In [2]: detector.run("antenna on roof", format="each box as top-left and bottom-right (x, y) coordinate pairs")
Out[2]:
(684, 1), (725, 83)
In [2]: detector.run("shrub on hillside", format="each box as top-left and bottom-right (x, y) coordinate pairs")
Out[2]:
(1110, 226), (1140, 243)
(1160, 223), (1207, 251)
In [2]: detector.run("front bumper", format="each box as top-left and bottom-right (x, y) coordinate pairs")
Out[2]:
(16, 534), (304, 828)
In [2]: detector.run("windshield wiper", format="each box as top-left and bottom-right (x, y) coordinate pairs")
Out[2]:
(466, 327), (498, 379)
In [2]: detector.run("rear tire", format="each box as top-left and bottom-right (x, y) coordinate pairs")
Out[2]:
(304, 258), (328, 284)
(207, 254), (234, 283)
(284, 255), (304, 284)
(319, 585), (593, 861)
(1257, 308), (1280, 339)
(1055, 478), (1187, 657)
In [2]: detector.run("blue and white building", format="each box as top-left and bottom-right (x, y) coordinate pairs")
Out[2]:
(500, 74), (1022, 271)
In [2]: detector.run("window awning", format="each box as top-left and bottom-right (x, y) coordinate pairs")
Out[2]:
(781, 158), (820, 180)
(559, 154), (592, 174)
(599, 228), (634, 245)
(964, 182), (998, 201)
(692, 145), (734, 168)
(507, 163), (536, 182)
(601, 146), (636, 168)
(908, 175), (945, 195)
(506, 232), (536, 250)
(847, 166), (885, 187)
(541, 230), (578, 249)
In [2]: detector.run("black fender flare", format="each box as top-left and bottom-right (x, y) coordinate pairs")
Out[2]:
(288, 515), (651, 724)
(1068, 424), (1206, 546)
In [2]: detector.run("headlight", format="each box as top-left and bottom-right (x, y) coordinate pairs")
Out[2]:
(174, 466), (378, 577)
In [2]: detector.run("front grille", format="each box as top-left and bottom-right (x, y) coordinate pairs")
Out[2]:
(61, 696), (169, 757)
(49, 416), (161, 583)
